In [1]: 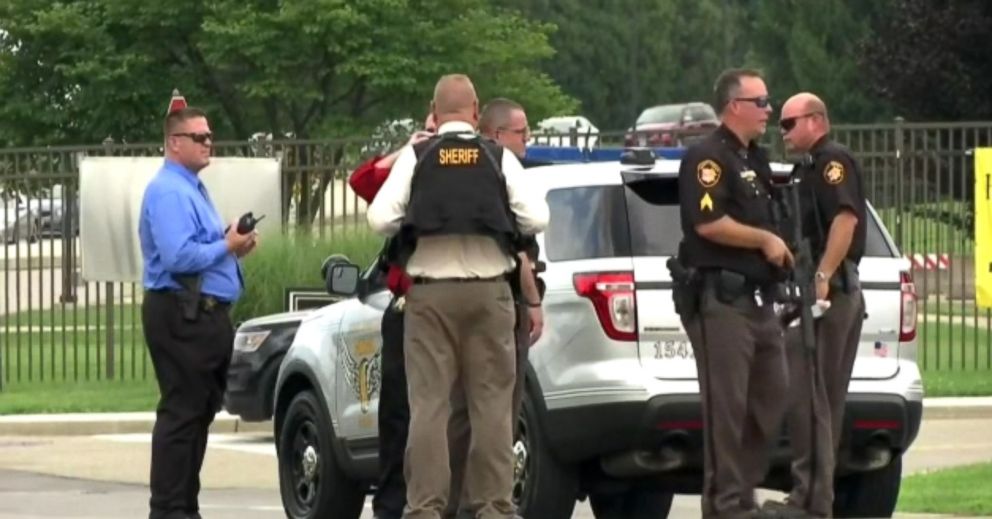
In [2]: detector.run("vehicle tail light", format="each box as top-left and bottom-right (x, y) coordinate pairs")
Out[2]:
(899, 271), (917, 342)
(573, 272), (637, 341)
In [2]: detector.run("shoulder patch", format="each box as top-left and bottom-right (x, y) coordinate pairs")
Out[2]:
(824, 160), (845, 185)
(697, 159), (722, 187)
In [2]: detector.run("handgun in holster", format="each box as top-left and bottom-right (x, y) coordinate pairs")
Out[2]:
(174, 273), (204, 322)
(666, 256), (701, 320)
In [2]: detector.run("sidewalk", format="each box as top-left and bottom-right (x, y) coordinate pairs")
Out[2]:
(1, 397), (991, 436)
(0, 410), (273, 436)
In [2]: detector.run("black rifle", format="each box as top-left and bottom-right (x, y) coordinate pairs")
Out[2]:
(775, 180), (817, 352)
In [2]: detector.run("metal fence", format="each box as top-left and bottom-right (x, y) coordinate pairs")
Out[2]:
(1, 120), (990, 390)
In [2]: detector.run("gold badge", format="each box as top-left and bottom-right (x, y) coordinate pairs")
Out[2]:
(700, 192), (714, 212)
(824, 161), (845, 185)
(697, 160), (721, 188)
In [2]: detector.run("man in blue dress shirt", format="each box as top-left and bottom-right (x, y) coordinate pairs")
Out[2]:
(139, 107), (257, 519)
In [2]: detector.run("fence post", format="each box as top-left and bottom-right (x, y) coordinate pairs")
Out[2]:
(60, 152), (82, 303)
(894, 116), (906, 248)
(105, 282), (115, 380)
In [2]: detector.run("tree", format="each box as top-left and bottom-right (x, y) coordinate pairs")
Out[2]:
(749, 0), (894, 123)
(497, 0), (764, 130)
(0, 0), (576, 225)
(0, 0), (576, 145)
(859, 0), (992, 120)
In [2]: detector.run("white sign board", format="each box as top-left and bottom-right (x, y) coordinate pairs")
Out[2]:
(79, 157), (282, 282)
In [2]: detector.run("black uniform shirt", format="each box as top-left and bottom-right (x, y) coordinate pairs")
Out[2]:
(678, 125), (783, 284)
(794, 136), (867, 264)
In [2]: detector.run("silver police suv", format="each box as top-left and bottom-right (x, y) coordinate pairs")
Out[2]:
(271, 154), (923, 519)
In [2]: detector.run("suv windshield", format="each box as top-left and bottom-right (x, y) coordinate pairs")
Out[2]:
(544, 179), (895, 261)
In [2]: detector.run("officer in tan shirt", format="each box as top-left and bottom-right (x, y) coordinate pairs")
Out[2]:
(368, 74), (548, 519)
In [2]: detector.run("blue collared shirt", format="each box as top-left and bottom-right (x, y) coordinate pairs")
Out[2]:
(139, 159), (242, 301)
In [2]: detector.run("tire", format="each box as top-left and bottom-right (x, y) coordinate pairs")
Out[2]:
(515, 390), (579, 519)
(278, 390), (365, 519)
(833, 456), (902, 518)
(589, 487), (674, 519)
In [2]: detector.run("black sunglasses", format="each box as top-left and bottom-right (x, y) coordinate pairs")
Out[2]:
(171, 132), (214, 145)
(779, 112), (821, 132)
(735, 96), (772, 109)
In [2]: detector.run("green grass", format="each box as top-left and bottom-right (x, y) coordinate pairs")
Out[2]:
(923, 300), (988, 318)
(0, 302), (141, 328)
(232, 225), (381, 323)
(919, 321), (992, 369)
(875, 207), (971, 255)
(897, 462), (992, 516)
(1, 329), (150, 386)
(918, 320), (992, 395)
(0, 379), (159, 414)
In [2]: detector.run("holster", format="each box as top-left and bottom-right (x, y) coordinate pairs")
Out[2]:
(667, 257), (701, 320)
(174, 274), (203, 322)
(837, 259), (860, 293)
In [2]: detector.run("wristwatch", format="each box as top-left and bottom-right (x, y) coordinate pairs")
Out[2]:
(815, 271), (828, 282)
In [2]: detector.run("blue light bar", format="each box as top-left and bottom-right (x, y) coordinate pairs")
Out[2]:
(525, 145), (686, 164)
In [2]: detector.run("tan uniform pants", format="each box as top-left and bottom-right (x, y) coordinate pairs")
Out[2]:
(403, 280), (517, 519)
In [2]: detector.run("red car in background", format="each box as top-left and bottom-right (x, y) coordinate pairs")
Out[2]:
(624, 102), (719, 147)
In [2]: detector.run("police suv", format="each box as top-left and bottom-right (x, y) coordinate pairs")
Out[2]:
(269, 149), (922, 519)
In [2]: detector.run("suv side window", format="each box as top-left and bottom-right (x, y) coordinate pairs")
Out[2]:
(623, 177), (895, 258)
(545, 179), (895, 260)
(545, 186), (631, 261)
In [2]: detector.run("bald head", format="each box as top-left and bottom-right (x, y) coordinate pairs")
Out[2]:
(780, 92), (830, 153)
(431, 74), (479, 128)
(781, 92), (827, 121)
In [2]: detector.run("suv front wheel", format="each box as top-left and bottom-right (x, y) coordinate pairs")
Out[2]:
(278, 390), (365, 519)
(514, 390), (579, 518)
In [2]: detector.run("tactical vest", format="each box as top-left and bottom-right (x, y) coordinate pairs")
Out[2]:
(395, 133), (519, 266)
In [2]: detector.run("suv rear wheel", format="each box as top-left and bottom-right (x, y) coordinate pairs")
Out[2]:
(278, 390), (365, 519)
(515, 390), (579, 519)
(833, 456), (902, 518)
(589, 487), (674, 518)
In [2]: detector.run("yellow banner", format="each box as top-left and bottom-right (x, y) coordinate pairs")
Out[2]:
(976, 149), (992, 308)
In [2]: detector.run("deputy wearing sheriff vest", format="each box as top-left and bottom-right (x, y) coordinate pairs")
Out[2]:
(367, 74), (548, 519)
(762, 93), (867, 519)
(672, 68), (794, 519)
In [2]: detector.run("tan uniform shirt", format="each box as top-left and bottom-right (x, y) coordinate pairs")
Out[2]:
(366, 121), (549, 278)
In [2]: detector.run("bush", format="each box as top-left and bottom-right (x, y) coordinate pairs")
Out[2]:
(232, 225), (383, 323)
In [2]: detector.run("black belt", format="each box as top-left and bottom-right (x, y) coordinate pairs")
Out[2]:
(411, 274), (509, 285)
(147, 289), (232, 309)
(699, 269), (778, 309)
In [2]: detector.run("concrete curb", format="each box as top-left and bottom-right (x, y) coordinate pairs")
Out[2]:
(922, 397), (992, 420)
(0, 411), (273, 436)
(1, 398), (991, 436)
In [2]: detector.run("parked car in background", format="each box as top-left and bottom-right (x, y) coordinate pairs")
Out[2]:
(531, 115), (599, 149)
(624, 102), (719, 147)
(32, 186), (79, 237)
(0, 191), (40, 244)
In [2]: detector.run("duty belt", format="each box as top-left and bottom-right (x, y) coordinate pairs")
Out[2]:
(699, 269), (779, 309)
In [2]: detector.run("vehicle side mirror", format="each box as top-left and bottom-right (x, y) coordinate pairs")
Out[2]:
(326, 263), (360, 297)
